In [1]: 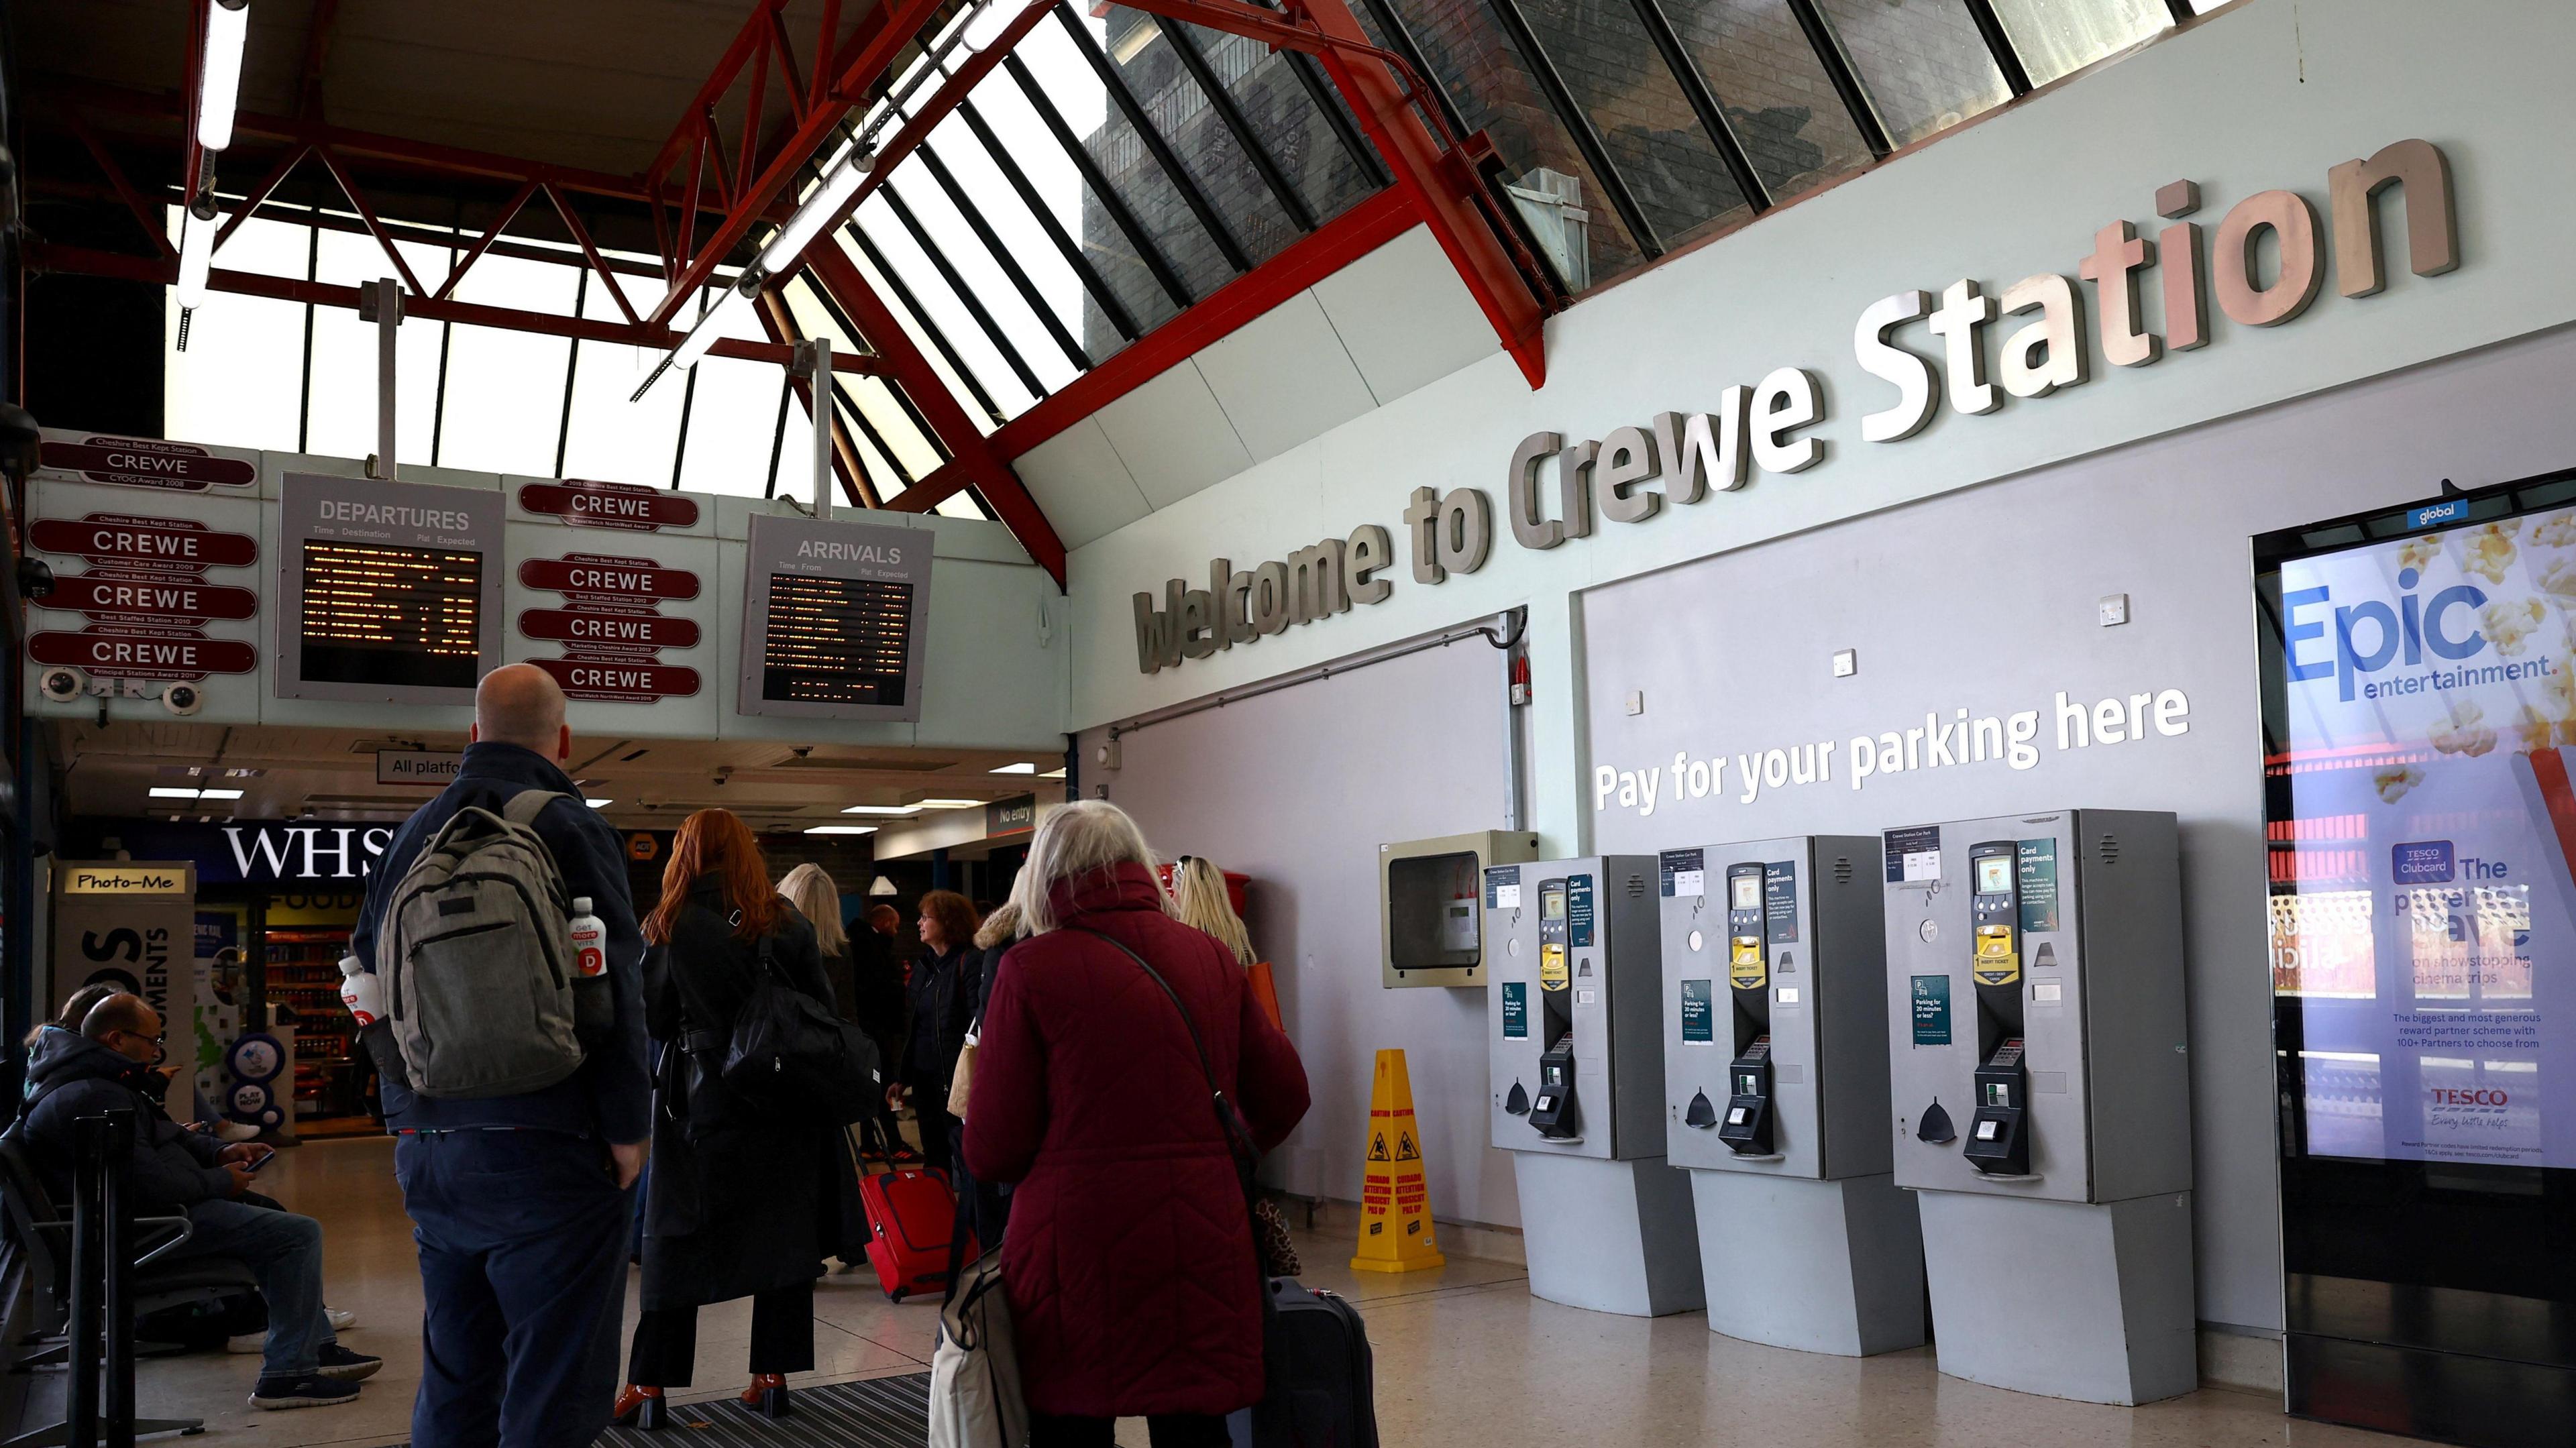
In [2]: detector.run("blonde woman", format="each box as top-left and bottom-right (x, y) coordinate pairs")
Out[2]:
(1170, 856), (1284, 1031)
(1169, 856), (1254, 966)
(777, 863), (855, 1019)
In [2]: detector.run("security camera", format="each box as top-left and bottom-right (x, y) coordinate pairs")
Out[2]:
(162, 682), (203, 716)
(39, 667), (83, 703)
(17, 558), (54, 599)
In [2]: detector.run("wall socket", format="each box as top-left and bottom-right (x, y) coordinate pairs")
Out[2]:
(2099, 593), (2131, 627)
(1624, 690), (1645, 715)
(1831, 649), (1858, 677)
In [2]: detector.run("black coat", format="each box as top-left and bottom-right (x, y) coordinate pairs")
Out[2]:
(639, 877), (859, 1308)
(849, 928), (907, 1049)
(11, 1029), (231, 1213)
(898, 945), (979, 1092)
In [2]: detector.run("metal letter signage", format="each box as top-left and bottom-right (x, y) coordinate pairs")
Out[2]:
(1123, 137), (2465, 676)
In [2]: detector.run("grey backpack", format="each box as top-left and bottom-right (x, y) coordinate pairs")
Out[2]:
(376, 789), (584, 1099)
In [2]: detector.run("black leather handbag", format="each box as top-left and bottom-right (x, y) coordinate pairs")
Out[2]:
(723, 934), (883, 1124)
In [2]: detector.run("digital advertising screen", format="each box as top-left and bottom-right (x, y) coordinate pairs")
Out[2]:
(278, 473), (504, 704)
(739, 514), (932, 722)
(2259, 478), (2576, 1170)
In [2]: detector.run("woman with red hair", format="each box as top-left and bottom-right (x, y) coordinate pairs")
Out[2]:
(614, 810), (845, 1425)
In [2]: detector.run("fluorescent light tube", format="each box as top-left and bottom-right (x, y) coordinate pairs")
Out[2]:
(805, 825), (879, 835)
(176, 198), (217, 310)
(963, 0), (1019, 52)
(197, 788), (246, 800)
(841, 804), (922, 816)
(990, 762), (1037, 775)
(197, 0), (252, 152)
(758, 157), (869, 274)
(148, 787), (202, 800)
(586, 799), (612, 807)
(671, 276), (754, 370)
(917, 798), (979, 809)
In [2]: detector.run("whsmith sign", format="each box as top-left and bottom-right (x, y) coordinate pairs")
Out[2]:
(87, 820), (398, 885)
(1133, 139), (2460, 675)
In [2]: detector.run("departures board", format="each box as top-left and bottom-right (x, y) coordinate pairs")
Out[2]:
(738, 513), (932, 722)
(276, 473), (504, 704)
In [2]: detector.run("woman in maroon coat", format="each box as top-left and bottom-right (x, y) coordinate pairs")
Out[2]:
(964, 801), (1309, 1447)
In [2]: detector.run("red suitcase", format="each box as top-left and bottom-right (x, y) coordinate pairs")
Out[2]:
(859, 1166), (968, 1301)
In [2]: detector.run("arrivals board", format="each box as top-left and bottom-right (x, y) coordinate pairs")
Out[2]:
(276, 473), (504, 703)
(739, 514), (931, 722)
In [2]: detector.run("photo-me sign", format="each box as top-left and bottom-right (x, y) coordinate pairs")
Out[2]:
(739, 514), (931, 722)
(278, 473), (504, 703)
(1131, 137), (2462, 675)
(50, 860), (195, 1118)
(28, 512), (261, 680)
(518, 553), (703, 702)
(36, 430), (257, 493)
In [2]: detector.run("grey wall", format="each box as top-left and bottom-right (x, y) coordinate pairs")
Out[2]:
(1080, 636), (1523, 1227)
(1581, 323), (2576, 1336)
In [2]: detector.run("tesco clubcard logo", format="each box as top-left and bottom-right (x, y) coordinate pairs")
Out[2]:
(2284, 567), (2491, 701)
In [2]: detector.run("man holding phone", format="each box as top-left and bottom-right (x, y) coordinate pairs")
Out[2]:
(7, 993), (381, 1409)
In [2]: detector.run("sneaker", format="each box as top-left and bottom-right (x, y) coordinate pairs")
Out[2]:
(215, 1121), (261, 1142)
(325, 1305), (357, 1332)
(315, 1345), (383, 1382)
(249, 1375), (360, 1410)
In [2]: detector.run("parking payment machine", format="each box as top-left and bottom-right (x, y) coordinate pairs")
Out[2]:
(1487, 856), (1702, 1317)
(1662, 837), (1923, 1356)
(1884, 811), (2194, 1405)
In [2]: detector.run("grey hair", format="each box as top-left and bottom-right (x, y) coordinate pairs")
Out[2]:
(1008, 800), (1167, 936)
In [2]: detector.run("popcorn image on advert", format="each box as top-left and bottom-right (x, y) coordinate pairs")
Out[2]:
(2532, 513), (2576, 549)
(2512, 704), (2569, 752)
(2481, 596), (2546, 655)
(2536, 553), (2576, 604)
(2375, 764), (2426, 803)
(2546, 665), (2576, 719)
(2397, 537), (2441, 574)
(2430, 701), (2497, 757)
(2459, 520), (2520, 583)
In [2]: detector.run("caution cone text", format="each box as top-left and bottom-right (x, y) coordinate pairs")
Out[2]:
(1351, 1048), (1444, 1272)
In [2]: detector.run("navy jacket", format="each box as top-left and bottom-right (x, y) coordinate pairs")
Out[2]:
(351, 741), (651, 1143)
(12, 1029), (233, 1213)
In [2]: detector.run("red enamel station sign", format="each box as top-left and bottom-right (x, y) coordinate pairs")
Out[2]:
(41, 435), (258, 492)
(517, 480), (702, 533)
(517, 557), (702, 600)
(517, 551), (702, 702)
(30, 512), (262, 683)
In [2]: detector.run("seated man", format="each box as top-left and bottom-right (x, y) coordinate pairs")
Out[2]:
(12, 993), (382, 1410)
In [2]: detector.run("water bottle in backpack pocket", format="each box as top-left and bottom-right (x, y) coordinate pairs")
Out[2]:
(376, 789), (603, 1099)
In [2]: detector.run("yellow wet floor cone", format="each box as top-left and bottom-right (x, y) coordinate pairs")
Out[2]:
(1351, 1048), (1444, 1272)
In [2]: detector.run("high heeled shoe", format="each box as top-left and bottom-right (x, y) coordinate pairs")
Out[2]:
(612, 1384), (667, 1431)
(742, 1374), (790, 1418)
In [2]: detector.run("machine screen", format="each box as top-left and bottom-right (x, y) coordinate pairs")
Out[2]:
(1976, 855), (2013, 894)
(1543, 891), (1566, 920)
(1730, 874), (1762, 909)
(759, 574), (914, 706)
(297, 540), (483, 689)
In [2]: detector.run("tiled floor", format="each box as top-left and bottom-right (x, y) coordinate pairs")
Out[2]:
(46, 1136), (2430, 1448)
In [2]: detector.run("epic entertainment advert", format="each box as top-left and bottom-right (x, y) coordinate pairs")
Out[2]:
(2271, 504), (2576, 1168)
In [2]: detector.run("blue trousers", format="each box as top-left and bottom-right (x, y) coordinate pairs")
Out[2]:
(168, 1199), (333, 1379)
(395, 1131), (634, 1448)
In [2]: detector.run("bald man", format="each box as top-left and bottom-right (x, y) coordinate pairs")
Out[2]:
(352, 663), (649, 1448)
